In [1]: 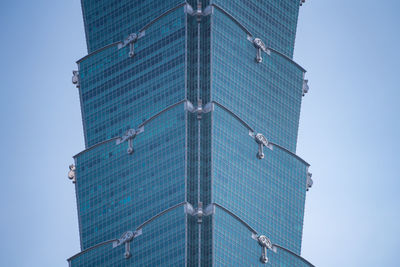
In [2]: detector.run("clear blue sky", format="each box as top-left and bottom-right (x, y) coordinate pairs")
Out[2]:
(0, 0), (399, 266)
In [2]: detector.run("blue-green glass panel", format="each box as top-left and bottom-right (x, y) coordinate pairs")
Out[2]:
(74, 103), (186, 250)
(78, 6), (186, 147)
(70, 207), (186, 267)
(211, 8), (305, 152)
(212, 0), (300, 58)
(213, 207), (312, 266)
(81, 0), (183, 52)
(212, 105), (308, 254)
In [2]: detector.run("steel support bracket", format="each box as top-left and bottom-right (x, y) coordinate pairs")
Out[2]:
(116, 126), (144, 154)
(118, 31), (146, 57)
(247, 36), (271, 63)
(112, 229), (143, 259)
(250, 132), (273, 159)
(185, 100), (214, 119)
(185, 3), (213, 21)
(185, 202), (215, 223)
(251, 234), (277, 264)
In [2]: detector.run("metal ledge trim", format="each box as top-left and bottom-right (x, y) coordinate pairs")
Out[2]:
(73, 99), (187, 159)
(213, 202), (315, 266)
(212, 101), (255, 132)
(67, 202), (188, 263)
(67, 239), (117, 262)
(76, 2), (187, 64)
(212, 101), (310, 166)
(211, 3), (306, 73)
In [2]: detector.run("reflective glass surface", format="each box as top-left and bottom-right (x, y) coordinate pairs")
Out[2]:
(69, 1), (314, 266)
(74, 103), (186, 250)
(211, 8), (305, 152)
(212, 0), (300, 58)
(211, 105), (308, 257)
(81, 0), (183, 52)
(69, 207), (186, 267)
(78, 6), (186, 147)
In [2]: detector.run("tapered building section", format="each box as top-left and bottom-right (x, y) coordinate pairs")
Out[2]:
(68, 1), (314, 266)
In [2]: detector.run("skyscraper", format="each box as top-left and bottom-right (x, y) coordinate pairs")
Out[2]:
(67, 0), (314, 266)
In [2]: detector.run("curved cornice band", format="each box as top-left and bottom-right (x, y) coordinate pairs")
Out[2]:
(76, 2), (305, 73)
(213, 203), (258, 234)
(212, 101), (255, 132)
(139, 2), (187, 33)
(67, 201), (314, 265)
(138, 99), (186, 129)
(213, 202), (314, 266)
(73, 99), (309, 167)
(67, 239), (117, 262)
(270, 142), (310, 166)
(211, 100), (310, 166)
(211, 4), (253, 37)
(136, 201), (187, 230)
(73, 99), (187, 158)
(274, 244), (315, 267)
(76, 41), (120, 64)
(67, 201), (188, 263)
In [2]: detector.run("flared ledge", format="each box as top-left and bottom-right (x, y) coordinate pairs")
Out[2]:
(73, 99), (187, 159)
(76, 2), (187, 64)
(73, 99), (310, 169)
(75, 2), (305, 74)
(213, 203), (315, 266)
(67, 201), (314, 266)
(67, 201), (188, 263)
(67, 239), (116, 263)
(212, 100), (310, 167)
(211, 3), (306, 73)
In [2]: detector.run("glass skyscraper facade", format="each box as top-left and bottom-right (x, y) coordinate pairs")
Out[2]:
(67, 0), (314, 266)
